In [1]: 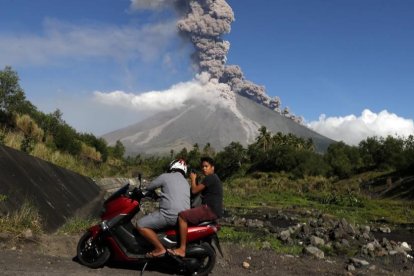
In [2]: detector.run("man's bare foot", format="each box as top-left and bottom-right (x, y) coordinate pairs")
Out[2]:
(167, 248), (185, 258)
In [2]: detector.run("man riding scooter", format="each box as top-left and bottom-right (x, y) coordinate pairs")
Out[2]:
(135, 159), (190, 258)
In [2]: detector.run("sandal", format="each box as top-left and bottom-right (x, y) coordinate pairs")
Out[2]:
(167, 248), (185, 258)
(145, 251), (166, 259)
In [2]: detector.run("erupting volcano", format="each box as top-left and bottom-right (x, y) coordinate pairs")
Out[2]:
(102, 0), (334, 155)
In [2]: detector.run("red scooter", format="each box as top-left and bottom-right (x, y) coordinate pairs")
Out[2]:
(76, 175), (222, 275)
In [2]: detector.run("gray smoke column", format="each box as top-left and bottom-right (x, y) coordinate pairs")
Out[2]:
(175, 0), (283, 113)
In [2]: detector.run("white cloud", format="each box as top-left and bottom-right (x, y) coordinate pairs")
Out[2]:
(0, 18), (177, 66)
(307, 109), (414, 145)
(33, 92), (151, 136)
(129, 0), (172, 11)
(93, 73), (227, 112)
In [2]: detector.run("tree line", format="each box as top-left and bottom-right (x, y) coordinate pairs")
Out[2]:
(167, 126), (414, 180)
(2, 66), (413, 180)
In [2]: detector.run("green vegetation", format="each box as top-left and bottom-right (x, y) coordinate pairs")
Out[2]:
(223, 172), (414, 226)
(0, 201), (42, 235)
(219, 226), (302, 255)
(57, 217), (99, 235)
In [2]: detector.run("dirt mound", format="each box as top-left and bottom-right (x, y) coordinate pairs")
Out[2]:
(0, 145), (103, 232)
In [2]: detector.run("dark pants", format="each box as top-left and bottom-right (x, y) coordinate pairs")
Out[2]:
(179, 205), (217, 225)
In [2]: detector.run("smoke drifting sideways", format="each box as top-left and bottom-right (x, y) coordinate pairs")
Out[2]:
(121, 0), (302, 123)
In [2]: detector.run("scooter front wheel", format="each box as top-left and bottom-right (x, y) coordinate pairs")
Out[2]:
(77, 231), (110, 268)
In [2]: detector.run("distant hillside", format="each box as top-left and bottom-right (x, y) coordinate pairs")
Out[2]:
(103, 94), (335, 155)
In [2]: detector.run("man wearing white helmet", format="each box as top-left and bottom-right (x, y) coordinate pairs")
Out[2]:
(135, 159), (190, 258)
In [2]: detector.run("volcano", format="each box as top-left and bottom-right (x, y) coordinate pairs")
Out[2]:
(102, 94), (334, 156)
(101, 1), (336, 156)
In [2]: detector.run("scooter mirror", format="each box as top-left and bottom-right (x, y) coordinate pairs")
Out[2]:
(138, 173), (142, 188)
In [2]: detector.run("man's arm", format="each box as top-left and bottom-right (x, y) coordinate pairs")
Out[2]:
(146, 174), (164, 191)
(190, 172), (205, 194)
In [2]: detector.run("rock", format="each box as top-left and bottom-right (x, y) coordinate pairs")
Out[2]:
(350, 257), (369, 267)
(366, 242), (376, 252)
(23, 229), (33, 239)
(375, 248), (388, 257)
(302, 210), (312, 216)
(301, 224), (310, 235)
(379, 226), (391, 233)
(309, 219), (318, 228)
(340, 218), (355, 235)
(246, 219), (264, 228)
(362, 232), (371, 240)
(310, 236), (325, 247)
(331, 228), (347, 241)
(304, 246), (325, 259)
(362, 225), (370, 234)
(279, 230), (291, 241)
(395, 245), (410, 255)
(346, 264), (356, 271)
(233, 217), (246, 227)
(317, 218), (324, 227)
(401, 242), (412, 251)
(242, 261), (250, 269)
(288, 227), (296, 234)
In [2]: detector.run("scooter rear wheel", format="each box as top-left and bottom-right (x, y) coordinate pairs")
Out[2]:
(187, 243), (216, 276)
(77, 231), (110, 268)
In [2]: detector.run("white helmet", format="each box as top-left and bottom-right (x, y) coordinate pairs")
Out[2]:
(169, 159), (187, 175)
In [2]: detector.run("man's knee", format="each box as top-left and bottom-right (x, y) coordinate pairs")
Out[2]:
(137, 226), (146, 232)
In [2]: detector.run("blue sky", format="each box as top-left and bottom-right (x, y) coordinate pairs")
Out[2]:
(1, 0), (413, 145)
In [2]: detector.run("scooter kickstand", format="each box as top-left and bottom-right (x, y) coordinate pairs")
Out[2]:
(140, 261), (148, 276)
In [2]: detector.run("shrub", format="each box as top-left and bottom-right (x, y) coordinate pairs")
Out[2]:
(15, 114), (44, 142)
(80, 143), (102, 162)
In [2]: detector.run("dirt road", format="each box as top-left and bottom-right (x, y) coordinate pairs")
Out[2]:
(1, 234), (413, 276)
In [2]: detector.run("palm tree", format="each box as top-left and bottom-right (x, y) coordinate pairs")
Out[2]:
(256, 126), (272, 152)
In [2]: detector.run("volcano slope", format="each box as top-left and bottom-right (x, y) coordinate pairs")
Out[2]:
(103, 94), (334, 156)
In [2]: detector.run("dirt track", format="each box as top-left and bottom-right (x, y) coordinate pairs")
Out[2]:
(1, 234), (413, 276)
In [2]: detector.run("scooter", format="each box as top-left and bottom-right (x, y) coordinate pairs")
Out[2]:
(76, 175), (222, 276)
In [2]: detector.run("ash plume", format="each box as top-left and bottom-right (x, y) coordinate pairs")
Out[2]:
(175, 0), (286, 115)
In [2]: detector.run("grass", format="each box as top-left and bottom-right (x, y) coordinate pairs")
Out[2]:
(57, 217), (99, 235)
(219, 226), (302, 255)
(224, 172), (414, 226)
(2, 130), (130, 179)
(0, 201), (42, 235)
